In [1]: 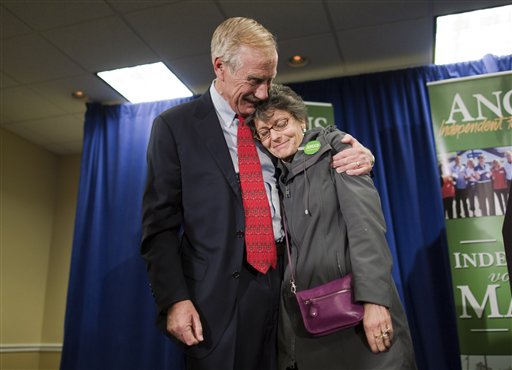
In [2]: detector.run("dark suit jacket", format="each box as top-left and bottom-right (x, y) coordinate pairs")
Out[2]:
(141, 91), (246, 358)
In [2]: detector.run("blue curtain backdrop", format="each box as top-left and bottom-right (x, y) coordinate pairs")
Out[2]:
(60, 98), (195, 370)
(60, 55), (511, 370)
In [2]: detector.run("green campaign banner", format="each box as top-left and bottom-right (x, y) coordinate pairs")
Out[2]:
(305, 101), (335, 129)
(427, 71), (512, 370)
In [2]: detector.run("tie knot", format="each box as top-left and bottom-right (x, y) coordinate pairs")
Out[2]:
(236, 114), (245, 125)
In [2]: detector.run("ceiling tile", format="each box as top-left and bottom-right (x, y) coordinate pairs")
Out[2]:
(29, 73), (126, 110)
(0, 5), (32, 39)
(43, 16), (158, 72)
(337, 18), (433, 70)
(326, 0), (429, 30)
(45, 140), (83, 155)
(2, 122), (50, 148)
(36, 73), (125, 106)
(2, 114), (84, 146)
(2, 34), (84, 84)
(123, 2), (224, 60)
(106, 0), (180, 13)
(164, 53), (214, 95)
(276, 33), (345, 84)
(0, 72), (20, 89)
(1, 86), (66, 124)
(218, 0), (331, 40)
(2, 0), (114, 30)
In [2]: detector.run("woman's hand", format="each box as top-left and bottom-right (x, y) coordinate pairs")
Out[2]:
(363, 303), (393, 353)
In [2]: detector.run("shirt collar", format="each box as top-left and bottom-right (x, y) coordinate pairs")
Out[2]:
(210, 81), (237, 128)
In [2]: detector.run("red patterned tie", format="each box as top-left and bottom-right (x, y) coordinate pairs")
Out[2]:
(237, 115), (277, 274)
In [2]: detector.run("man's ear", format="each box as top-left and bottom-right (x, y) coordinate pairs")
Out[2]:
(213, 58), (225, 80)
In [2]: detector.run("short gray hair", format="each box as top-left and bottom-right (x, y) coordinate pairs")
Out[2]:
(248, 84), (308, 127)
(211, 17), (277, 71)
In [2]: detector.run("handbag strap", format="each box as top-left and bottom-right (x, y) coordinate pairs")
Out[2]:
(281, 206), (297, 293)
(281, 152), (309, 294)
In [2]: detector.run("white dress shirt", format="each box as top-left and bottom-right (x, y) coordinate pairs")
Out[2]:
(210, 82), (284, 241)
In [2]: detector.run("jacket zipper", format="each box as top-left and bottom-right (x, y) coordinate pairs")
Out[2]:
(283, 183), (297, 369)
(290, 335), (296, 369)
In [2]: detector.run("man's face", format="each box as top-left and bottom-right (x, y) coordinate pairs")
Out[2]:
(215, 46), (277, 117)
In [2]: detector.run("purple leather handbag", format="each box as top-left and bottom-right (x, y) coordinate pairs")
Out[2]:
(294, 273), (364, 336)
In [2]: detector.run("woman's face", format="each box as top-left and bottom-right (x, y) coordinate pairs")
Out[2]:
(254, 109), (306, 161)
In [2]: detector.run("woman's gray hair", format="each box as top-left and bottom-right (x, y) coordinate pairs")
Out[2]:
(211, 17), (277, 72)
(248, 84), (308, 127)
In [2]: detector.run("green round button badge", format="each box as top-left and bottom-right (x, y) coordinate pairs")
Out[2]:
(303, 140), (321, 155)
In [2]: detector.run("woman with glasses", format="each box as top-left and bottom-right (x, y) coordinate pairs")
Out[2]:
(247, 84), (416, 370)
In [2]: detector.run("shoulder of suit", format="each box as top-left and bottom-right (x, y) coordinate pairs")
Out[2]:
(157, 92), (211, 123)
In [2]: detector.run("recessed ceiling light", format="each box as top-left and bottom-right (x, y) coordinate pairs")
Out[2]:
(97, 62), (193, 103)
(288, 55), (309, 67)
(71, 90), (87, 99)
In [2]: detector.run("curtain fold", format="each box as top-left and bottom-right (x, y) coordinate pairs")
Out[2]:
(61, 55), (511, 370)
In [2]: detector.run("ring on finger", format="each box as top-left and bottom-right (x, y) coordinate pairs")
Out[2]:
(356, 161), (361, 168)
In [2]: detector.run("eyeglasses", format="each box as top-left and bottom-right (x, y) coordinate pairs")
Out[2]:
(255, 118), (289, 141)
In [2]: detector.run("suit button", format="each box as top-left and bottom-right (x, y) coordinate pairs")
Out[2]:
(232, 271), (240, 279)
(236, 230), (244, 238)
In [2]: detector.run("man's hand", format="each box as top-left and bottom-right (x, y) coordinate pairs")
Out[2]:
(331, 134), (375, 175)
(167, 300), (204, 346)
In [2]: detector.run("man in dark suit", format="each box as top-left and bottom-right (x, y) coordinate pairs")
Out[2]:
(141, 17), (374, 370)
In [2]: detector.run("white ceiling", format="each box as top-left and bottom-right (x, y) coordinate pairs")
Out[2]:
(1, 0), (510, 155)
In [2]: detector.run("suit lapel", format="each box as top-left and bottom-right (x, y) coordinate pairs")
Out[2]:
(192, 92), (241, 199)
